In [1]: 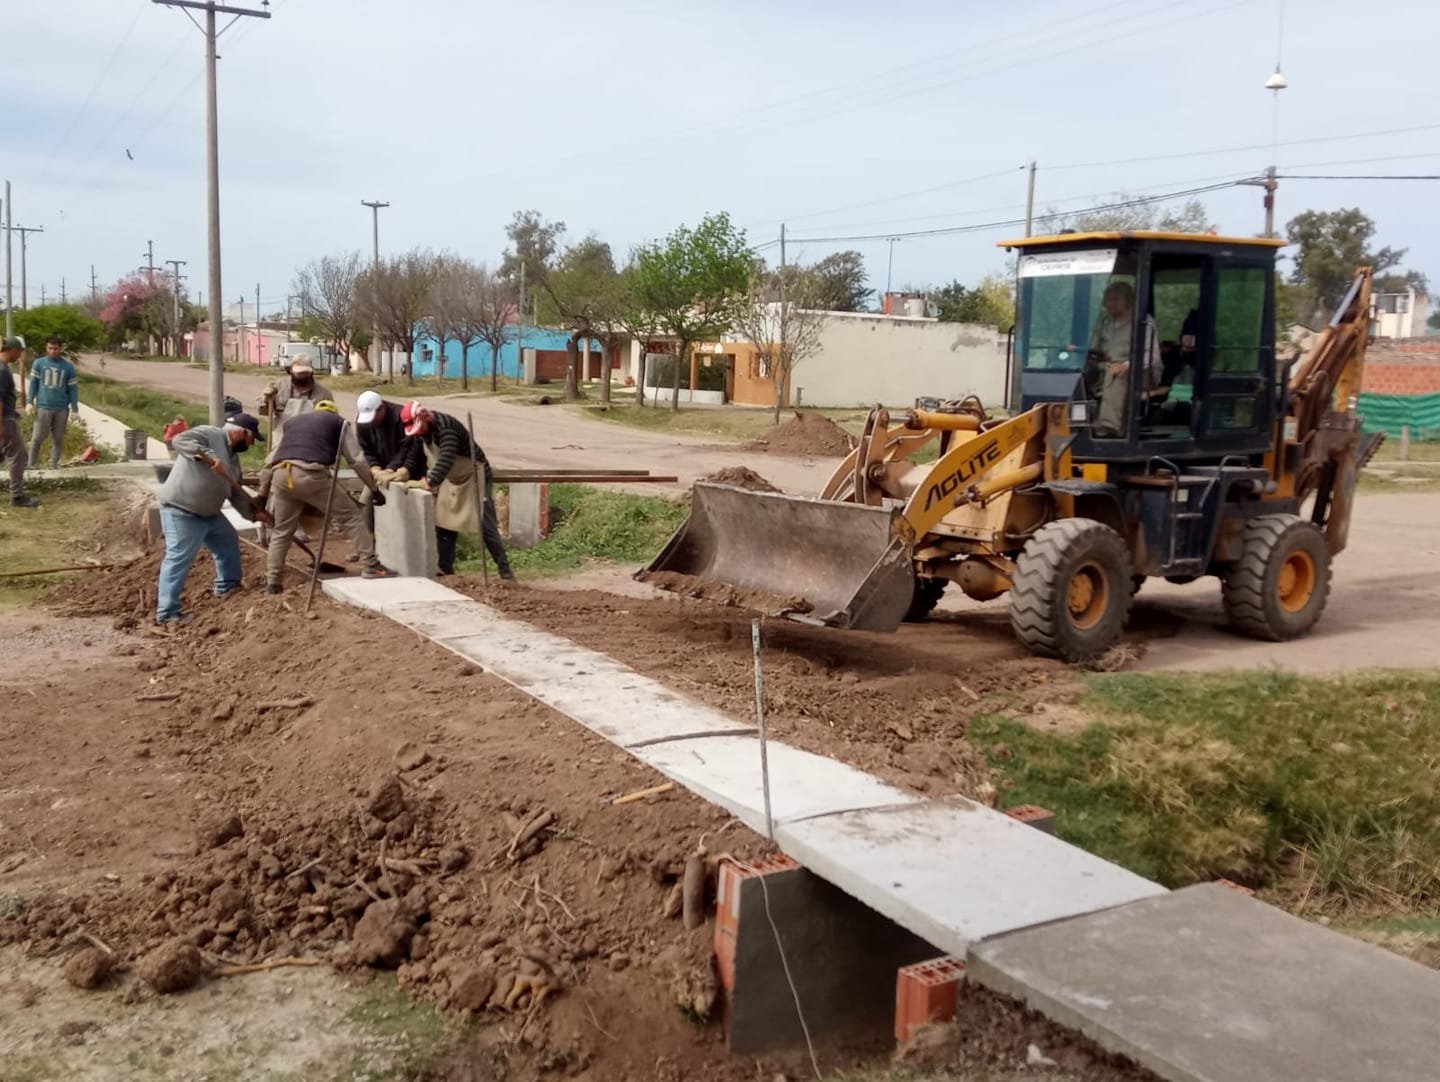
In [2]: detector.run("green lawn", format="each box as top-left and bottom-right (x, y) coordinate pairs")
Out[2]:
(974, 670), (1440, 917)
(76, 371), (268, 469)
(455, 482), (685, 576)
(582, 402), (869, 442)
(0, 477), (110, 607)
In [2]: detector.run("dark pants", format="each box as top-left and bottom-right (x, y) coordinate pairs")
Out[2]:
(2, 414), (27, 500)
(435, 475), (513, 577)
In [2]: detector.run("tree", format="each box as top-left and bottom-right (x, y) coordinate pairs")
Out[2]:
(1040, 196), (1215, 235)
(803, 250), (872, 311)
(293, 251), (364, 372)
(98, 274), (177, 353)
(447, 262), (515, 393)
(548, 236), (623, 402)
(1286, 208), (1405, 316)
(630, 213), (753, 412)
(13, 304), (104, 352)
(733, 264), (826, 423)
(617, 259), (662, 408)
(931, 273), (1014, 329)
(1374, 270), (1430, 294)
(363, 249), (442, 385)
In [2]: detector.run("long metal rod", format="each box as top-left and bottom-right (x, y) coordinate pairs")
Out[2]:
(752, 619), (774, 842)
(305, 421), (347, 613)
(465, 411), (490, 587)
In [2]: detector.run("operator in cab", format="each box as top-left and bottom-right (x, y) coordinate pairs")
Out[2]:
(1085, 281), (1160, 438)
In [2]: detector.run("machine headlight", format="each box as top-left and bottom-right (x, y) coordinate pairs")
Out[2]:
(1069, 400), (1091, 425)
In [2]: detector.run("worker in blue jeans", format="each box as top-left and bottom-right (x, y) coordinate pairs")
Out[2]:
(154, 414), (272, 626)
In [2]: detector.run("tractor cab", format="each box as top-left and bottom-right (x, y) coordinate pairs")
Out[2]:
(1004, 232), (1285, 466)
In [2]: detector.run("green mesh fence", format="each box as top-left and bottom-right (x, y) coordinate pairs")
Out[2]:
(1358, 393), (1440, 441)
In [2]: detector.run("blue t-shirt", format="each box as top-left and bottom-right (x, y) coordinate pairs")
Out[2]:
(27, 356), (79, 412)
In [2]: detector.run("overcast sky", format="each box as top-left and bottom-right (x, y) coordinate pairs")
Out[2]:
(4, 0), (1437, 315)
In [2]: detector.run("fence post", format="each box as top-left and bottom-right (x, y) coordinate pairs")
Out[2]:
(1399, 423), (1411, 462)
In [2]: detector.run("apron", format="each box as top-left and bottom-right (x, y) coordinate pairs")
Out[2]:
(429, 448), (483, 535)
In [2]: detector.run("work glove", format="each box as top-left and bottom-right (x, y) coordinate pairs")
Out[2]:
(371, 489), (387, 508)
(392, 467), (410, 483)
(406, 479), (430, 490)
(25, 403), (35, 417)
(371, 468), (391, 485)
(263, 382), (278, 398)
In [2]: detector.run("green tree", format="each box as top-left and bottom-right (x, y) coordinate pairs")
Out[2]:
(931, 274), (1015, 329)
(548, 236), (622, 402)
(1041, 196), (1215, 235)
(630, 213), (752, 412)
(12, 304), (105, 351)
(1286, 208), (1405, 316)
(1374, 269), (1429, 294)
(803, 250), (872, 311)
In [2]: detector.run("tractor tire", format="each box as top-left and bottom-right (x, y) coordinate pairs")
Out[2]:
(904, 577), (947, 623)
(1010, 519), (1133, 663)
(1222, 515), (1332, 642)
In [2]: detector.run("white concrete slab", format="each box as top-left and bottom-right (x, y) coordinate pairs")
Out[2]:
(385, 599), (499, 640)
(776, 801), (1166, 955)
(629, 734), (916, 832)
(321, 575), (466, 614)
(222, 505), (259, 540)
(969, 883), (1440, 1082)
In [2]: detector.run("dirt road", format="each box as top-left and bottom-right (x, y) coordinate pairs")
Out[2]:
(90, 355), (833, 494)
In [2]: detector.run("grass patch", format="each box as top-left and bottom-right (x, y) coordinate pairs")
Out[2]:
(14, 411), (110, 465)
(973, 670), (1440, 915)
(0, 477), (110, 607)
(324, 371), (536, 398)
(582, 402), (869, 442)
(455, 482), (686, 576)
(344, 973), (461, 1081)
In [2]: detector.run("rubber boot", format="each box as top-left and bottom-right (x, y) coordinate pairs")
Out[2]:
(435, 528), (458, 576)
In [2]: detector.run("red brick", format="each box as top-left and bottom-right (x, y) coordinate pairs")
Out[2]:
(1004, 804), (1056, 834)
(714, 855), (800, 990)
(895, 956), (967, 1041)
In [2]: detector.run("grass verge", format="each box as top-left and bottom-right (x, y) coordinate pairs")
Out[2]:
(582, 402), (869, 442)
(1359, 438), (1440, 492)
(75, 371), (268, 468)
(455, 482), (685, 576)
(973, 669), (1440, 916)
(0, 477), (110, 607)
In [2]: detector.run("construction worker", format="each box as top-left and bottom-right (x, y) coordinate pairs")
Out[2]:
(26, 336), (79, 469)
(1, 336), (38, 508)
(354, 389), (424, 539)
(399, 401), (515, 580)
(259, 355), (332, 443)
(155, 414), (272, 627)
(255, 399), (396, 593)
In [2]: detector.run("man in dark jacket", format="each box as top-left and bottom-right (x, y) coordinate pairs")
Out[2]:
(1, 337), (38, 507)
(354, 390), (424, 548)
(256, 400), (395, 593)
(400, 401), (514, 579)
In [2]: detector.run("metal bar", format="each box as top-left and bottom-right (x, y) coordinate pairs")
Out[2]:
(752, 619), (774, 842)
(152, 0), (271, 16)
(305, 421), (346, 613)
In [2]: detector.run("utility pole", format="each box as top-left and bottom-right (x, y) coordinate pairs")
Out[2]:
(517, 261), (526, 384)
(255, 281), (262, 365)
(59, 278), (67, 304)
(40, 284), (47, 306)
(1024, 160), (1038, 238)
(1263, 166), (1277, 239)
(3, 181), (11, 338)
(153, 0), (273, 421)
(885, 237), (897, 299)
(144, 239), (156, 284)
(14, 225), (43, 308)
(90, 265), (100, 306)
(361, 199), (388, 375)
(166, 259), (188, 355)
(238, 294), (246, 365)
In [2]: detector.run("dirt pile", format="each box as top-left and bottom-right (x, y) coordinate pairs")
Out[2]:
(741, 411), (855, 457)
(638, 569), (812, 617)
(696, 466), (781, 493)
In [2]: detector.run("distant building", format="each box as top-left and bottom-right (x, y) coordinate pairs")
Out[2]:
(1374, 288), (1430, 339)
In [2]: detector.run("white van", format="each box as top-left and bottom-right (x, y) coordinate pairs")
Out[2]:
(274, 341), (346, 376)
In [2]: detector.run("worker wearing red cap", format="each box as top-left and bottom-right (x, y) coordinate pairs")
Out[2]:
(399, 401), (514, 580)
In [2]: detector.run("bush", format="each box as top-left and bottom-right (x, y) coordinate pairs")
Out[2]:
(13, 305), (105, 351)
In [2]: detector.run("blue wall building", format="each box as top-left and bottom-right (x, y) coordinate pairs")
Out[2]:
(410, 326), (602, 380)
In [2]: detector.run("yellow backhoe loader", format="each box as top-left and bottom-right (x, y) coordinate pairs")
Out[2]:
(642, 231), (1380, 662)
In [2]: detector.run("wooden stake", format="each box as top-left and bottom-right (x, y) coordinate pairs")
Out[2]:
(611, 782), (675, 806)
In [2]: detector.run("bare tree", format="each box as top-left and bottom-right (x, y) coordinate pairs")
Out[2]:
(363, 248), (442, 386)
(294, 251), (364, 371)
(733, 265), (826, 424)
(447, 261), (515, 393)
(423, 253), (463, 387)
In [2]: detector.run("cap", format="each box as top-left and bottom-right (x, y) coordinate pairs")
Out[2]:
(314, 399), (339, 414)
(225, 413), (262, 441)
(1, 335), (23, 352)
(400, 400), (430, 437)
(356, 390), (383, 425)
(290, 359), (314, 376)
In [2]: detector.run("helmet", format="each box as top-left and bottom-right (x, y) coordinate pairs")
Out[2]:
(400, 400), (431, 437)
(314, 399), (339, 414)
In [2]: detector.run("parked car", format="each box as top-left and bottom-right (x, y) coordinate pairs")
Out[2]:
(273, 341), (344, 376)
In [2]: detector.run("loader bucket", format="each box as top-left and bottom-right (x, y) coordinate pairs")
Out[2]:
(639, 483), (915, 632)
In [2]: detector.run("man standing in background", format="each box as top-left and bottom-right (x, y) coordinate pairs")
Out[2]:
(1, 337), (39, 508)
(26, 336), (79, 468)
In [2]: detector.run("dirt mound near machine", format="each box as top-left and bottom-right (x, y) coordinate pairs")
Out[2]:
(740, 411), (856, 457)
(696, 466), (782, 492)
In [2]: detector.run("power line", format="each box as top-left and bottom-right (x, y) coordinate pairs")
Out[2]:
(749, 166), (1026, 230)
(42, 0), (148, 165)
(1279, 174), (1440, 181)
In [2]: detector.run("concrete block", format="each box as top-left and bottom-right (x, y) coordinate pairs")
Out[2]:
(969, 882), (1440, 1082)
(321, 575), (465, 614)
(628, 733), (916, 833)
(776, 802), (1165, 958)
(717, 858), (938, 1054)
(374, 483), (437, 577)
(507, 482), (548, 549)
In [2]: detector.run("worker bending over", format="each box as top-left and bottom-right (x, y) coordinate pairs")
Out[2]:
(256, 400), (395, 593)
(155, 414), (271, 626)
(355, 390), (424, 536)
(399, 401), (515, 580)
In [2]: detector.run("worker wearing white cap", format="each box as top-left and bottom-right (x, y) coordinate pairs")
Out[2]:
(355, 390), (424, 535)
